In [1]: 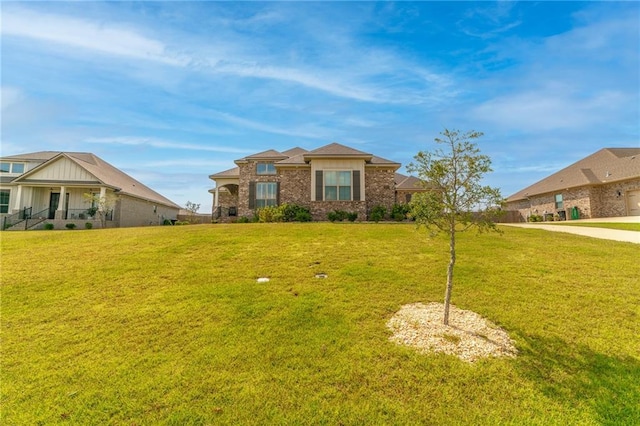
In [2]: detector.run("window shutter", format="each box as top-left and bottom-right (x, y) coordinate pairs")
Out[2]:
(249, 182), (256, 209)
(353, 170), (361, 201)
(315, 170), (323, 201)
(276, 182), (281, 205)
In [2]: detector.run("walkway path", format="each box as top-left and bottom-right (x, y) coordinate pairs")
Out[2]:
(503, 217), (640, 244)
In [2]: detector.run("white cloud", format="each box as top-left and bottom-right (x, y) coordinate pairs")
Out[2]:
(1, 8), (187, 66)
(84, 136), (254, 154)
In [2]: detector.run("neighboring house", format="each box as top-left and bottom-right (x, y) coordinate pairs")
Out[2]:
(505, 148), (640, 221)
(0, 151), (180, 230)
(209, 142), (424, 221)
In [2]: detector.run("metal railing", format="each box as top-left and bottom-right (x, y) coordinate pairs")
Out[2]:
(25, 208), (50, 230)
(213, 206), (237, 219)
(2, 207), (32, 230)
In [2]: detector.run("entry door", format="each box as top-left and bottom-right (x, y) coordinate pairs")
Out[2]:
(48, 193), (69, 219)
(627, 190), (640, 216)
(49, 193), (60, 219)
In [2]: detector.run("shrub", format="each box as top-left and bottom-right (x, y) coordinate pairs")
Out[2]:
(391, 203), (411, 221)
(528, 214), (542, 222)
(328, 210), (357, 222)
(84, 222), (93, 229)
(163, 219), (172, 226)
(280, 204), (312, 222)
(175, 221), (190, 225)
(65, 223), (77, 230)
(369, 205), (386, 223)
(392, 212), (405, 221)
(44, 223), (54, 230)
(295, 210), (312, 222)
(236, 216), (251, 223)
(257, 206), (284, 223)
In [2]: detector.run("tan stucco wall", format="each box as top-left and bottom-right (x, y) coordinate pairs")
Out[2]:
(116, 195), (179, 227)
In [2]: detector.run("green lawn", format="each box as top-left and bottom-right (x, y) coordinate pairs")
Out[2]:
(534, 222), (640, 232)
(2, 223), (639, 425)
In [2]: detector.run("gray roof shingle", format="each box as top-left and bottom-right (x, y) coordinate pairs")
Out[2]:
(507, 148), (640, 201)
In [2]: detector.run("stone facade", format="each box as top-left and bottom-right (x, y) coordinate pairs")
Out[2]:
(279, 168), (312, 207)
(506, 179), (640, 221)
(222, 161), (403, 221)
(364, 168), (397, 217)
(237, 162), (282, 218)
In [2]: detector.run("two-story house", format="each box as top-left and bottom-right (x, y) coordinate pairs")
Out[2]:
(209, 142), (423, 221)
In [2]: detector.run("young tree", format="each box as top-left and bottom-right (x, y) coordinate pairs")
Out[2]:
(185, 201), (201, 222)
(408, 129), (503, 325)
(83, 192), (119, 229)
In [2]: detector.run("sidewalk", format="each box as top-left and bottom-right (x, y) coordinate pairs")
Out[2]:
(503, 216), (640, 244)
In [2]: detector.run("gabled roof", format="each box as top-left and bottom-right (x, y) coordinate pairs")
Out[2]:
(281, 147), (308, 157)
(209, 167), (240, 179)
(236, 149), (288, 163)
(507, 148), (640, 202)
(395, 173), (426, 190)
(8, 151), (180, 208)
(304, 142), (373, 160)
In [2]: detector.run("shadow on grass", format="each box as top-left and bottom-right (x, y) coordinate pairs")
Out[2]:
(515, 332), (640, 425)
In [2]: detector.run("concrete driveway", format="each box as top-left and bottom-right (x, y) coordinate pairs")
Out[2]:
(503, 216), (640, 244)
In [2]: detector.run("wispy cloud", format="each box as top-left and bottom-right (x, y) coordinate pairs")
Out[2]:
(1, 8), (187, 66)
(84, 136), (254, 154)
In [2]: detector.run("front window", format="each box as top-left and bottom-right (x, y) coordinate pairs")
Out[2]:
(555, 194), (564, 209)
(256, 162), (276, 175)
(0, 190), (10, 213)
(256, 182), (277, 207)
(0, 162), (25, 173)
(325, 171), (351, 201)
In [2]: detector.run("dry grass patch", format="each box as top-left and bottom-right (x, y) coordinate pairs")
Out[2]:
(387, 302), (518, 362)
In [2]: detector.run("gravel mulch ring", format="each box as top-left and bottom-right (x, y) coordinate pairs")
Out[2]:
(387, 302), (518, 363)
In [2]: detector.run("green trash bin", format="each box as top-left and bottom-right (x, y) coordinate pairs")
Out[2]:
(571, 206), (579, 220)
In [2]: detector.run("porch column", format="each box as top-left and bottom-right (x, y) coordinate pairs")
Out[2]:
(12, 185), (23, 211)
(57, 186), (66, 211)
(214, 187), (220, 208)
(99, 187), (107, 211)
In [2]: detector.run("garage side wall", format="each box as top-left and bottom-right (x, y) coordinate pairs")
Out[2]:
(117, 195), (179, 227)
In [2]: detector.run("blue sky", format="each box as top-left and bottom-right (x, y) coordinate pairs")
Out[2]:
(2, 1), (638, 212)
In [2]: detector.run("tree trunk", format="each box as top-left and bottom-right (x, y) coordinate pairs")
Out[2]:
(443, 222), (456, 325)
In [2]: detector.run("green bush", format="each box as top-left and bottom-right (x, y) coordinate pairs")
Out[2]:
(65, 223), (77, 230)
(328, 210), (357, 222)
(236, 216), (251, 223)
(528, 214), (543, 222)
(175, 221), (190, 225)
(280, 204), (312, 222)
(369, 205), (386, 222)
(295, 210), (312, 222)
(163, 219), (172, 226)
(257, 206), (284, 223)
(43, 223), (54, 230)
(85, 222), (93, 229)
(391, 203), (411, 221)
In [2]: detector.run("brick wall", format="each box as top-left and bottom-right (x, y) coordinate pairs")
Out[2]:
(505, 178), (640, 221)
(280, 168), (312, 207)
(365, 168), (396, 217)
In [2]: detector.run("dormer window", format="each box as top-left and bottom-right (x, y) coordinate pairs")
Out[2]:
(0, 162), (25, 174)
(256, 162), (276, 175)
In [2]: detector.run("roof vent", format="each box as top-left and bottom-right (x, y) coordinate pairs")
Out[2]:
(605, 171), (611, 178)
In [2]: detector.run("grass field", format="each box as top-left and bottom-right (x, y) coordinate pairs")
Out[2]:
(2, 223), (639, 424)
